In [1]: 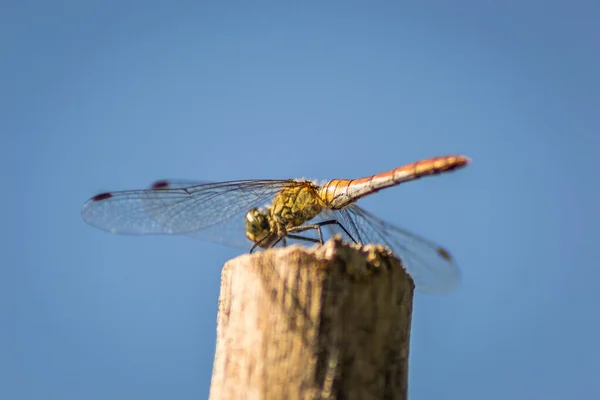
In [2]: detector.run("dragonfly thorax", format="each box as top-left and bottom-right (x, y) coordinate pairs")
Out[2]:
(244, 184), (325, 248)
(270, 185), (323, 227)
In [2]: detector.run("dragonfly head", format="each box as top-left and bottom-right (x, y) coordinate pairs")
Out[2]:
(245, 207), (273, 246)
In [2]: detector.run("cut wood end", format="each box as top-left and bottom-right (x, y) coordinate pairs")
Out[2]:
(227, 235), (414, 286)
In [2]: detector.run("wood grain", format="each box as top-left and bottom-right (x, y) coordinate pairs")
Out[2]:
(209, 237), (414, 400)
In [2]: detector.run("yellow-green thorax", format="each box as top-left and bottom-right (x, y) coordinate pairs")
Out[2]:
(270, 183), (324, 230)
(244, 182), (325, 247)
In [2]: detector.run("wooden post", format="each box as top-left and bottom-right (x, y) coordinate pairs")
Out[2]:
(209, 237), (415, 400)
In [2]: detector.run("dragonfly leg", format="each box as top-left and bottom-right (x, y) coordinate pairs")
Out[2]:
(316, 220), (358, 244)
(249, 241), (260, 254)
(286, 234), (321, 244)
(250, 233), (278, 253)
(251, 219), (357, 253)
(287, 224), (324, 244)
(269, 235), (285, 248)
(287, 220), (358, 245)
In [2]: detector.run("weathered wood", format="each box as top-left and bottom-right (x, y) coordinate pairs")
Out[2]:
(209, 237), (414, 400)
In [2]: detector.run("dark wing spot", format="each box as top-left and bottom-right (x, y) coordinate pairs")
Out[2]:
(91, 192), (113, 201)
(436, 247), (453, 262)
(151, 180), (170, 189)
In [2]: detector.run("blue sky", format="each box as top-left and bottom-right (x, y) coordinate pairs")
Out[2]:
(3, 1), (599, 399)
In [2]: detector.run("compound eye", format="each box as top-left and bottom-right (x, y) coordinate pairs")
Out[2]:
(245, 208), (271, 243)
(245, 208), (259, 223)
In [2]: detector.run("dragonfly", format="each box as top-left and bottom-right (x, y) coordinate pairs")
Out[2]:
(82, 155), (470, 293)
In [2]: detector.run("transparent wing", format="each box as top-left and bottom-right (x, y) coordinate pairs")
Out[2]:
(81, 179), (297, 247)
(332, 205), (461, 294)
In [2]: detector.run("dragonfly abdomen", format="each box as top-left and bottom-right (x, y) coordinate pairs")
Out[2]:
(319, 155), (470, 209)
